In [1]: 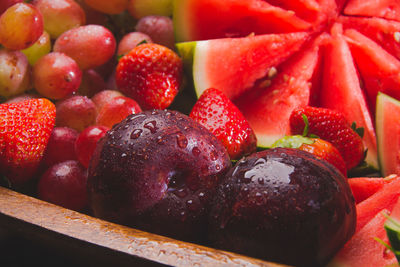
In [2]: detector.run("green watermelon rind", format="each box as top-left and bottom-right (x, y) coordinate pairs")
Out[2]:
(376, 92), (400, 176)
(384, 216), (400, 263)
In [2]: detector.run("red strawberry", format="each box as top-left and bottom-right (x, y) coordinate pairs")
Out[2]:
(290, 106), (364, 170)
(189, 88), (257, 160)
(272, 135), (347, 177)
(0, 98), (56, 187)
(115, 43), (183, 110)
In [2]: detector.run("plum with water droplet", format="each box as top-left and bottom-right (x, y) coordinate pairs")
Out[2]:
(208, 147), (356, 266)
(87, 109), (231, 242)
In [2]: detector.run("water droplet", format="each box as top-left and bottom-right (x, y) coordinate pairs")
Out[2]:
(144, 120), (158, 133)
(156, 135), (165, 145)
(130, 129), (142, 139)
(215, 164), (221, 171)
(192, 147), (200, 156)
(173, 188), (187, 198)
(176, 132), (188, 149)
(210, 150), (218, 161)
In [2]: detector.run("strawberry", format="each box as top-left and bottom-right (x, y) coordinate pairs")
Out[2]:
(115, 43), (183, 110)
(0, 98), (56, 187)
(290, 106), (364, 170)
(189, 88), (257, 160)
(272, 135), (347, 176)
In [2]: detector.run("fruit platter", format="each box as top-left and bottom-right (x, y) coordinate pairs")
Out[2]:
(2, 0), (400, 266)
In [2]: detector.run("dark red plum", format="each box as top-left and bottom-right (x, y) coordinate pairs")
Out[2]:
(87, 109), (231, 242)
(208, 148), (356, 266)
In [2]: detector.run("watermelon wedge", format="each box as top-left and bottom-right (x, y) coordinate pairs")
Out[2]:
(348, 175), (400, 204)
(344, 29), (400, 114)
(339, 16), (400, 60)
(328, 209), (397, 267)
(173, 0), (312, 42)
(181, 32), (310, 101)
(236, 35), (325, 147)
(319, 24), (378, 169)
(385, 198), (400, 263)
(376, 93), (400, 176)
(355, 176), (400, 232)
(344, 0), (400, 22)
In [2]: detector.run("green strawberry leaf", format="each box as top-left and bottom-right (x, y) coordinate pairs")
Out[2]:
(271, 135), (314, 149)
(351, 121), (365, 138)
(301, 113), (309, 137)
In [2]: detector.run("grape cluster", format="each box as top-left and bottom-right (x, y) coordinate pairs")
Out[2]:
(0, 0), (175, 211)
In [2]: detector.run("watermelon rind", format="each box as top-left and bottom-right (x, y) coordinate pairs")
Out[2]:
(384, 215), (400, 263)
(376, 92), (400, 176)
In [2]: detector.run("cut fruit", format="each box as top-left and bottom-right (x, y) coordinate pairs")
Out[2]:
(236, 35), (324, 147)
(344, 0), (400, 22)
(385, 198), (400, 263)
(319, 24), (378, 169)
(339, 16), (400, 60)
(376, 93), (400, 176)
(348, 175), (400, 204)
(355, 176), (400, 232)
(328, 209), (397, 267)
(184, 32), (310, 100)
(173, 0), (311, 42)
(345, 29), (400, 114)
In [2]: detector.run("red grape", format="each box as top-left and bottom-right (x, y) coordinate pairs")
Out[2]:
(135, 15), (175, 49)
(56, 95), (97, 132)
(78, 69), (107, 97)
(38, 160), (88, 211)
(33, 52), (82, 100)
(0, 3), (44, 50)
(0, 49), (31, 99)
(96, 96), (142, 128)
(33, 0), (86, 39)
(42, 127), (79, 168)
(53, 24), (117, 70)
(75, 125), (109, 168)
(117, 31), (152, 56)
(0, 0), (23, 15)
(91, 90), (124, 112)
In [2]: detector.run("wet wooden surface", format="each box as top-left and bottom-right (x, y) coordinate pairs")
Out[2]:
(0, 186), (288, 267)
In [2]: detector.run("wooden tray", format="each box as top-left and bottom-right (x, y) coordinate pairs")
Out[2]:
(0, 186), (288, 267)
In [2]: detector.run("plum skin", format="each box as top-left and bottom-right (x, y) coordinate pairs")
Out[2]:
(208, 147), (356, 266)
(87, 109), (231, 242)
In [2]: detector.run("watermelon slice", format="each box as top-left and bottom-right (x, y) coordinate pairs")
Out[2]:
(319, 24), (378, 169)
(376, 93), (400, 176)
(328, 209), (397, 267)
(173, 0), (312, 42)
(385, 198), (400, 263)
(339, 16), (400, 60)
(344, 0), (400, 22)
(236, 35), (325, 147)
(344, 29), (400, 114)
(181, 32), (310, 101)
(348, 175), (400, 204)
(355, 176), (400, 232)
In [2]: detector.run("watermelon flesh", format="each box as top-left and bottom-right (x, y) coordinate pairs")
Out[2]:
(348, 175), (400, 204)
(355, 176), (400, 232)
(328, 209), (397, 267)
(376, 93), (400, 176)
(236, 35), (325, 147)
(173, 0), (311, 42)
(339, 16), (400, 61)
(319, 24), (378, 169)
(344, 0), (400, 22)
(191, 32), (310, 100)
(344, 29), (400, 114)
